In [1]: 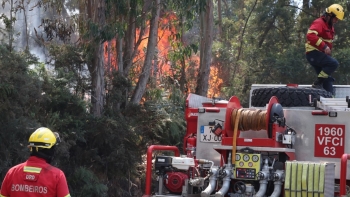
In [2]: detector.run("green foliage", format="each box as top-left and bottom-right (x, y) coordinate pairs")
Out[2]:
(169, 87), (185, 105)
(100, 23), (119, 42)
(105, 0), (130, 16)
(38, 75), (88, 128)
(86, 21), (100, 41)
(45, 40), (184, 196)
(168, 39), (198, 60)
(48, 44), (90, 98)
(105, 71), (132, 114)
(164, 0), (199, 30)
(145, 88), (163, 101)
(141, 99), (186, 150)
(332, 48), (350, 85)
(0, 14), (15, 29)
(0, 83), (13, 100)
(245, 45), (313, 85)
(0, 45), (42, 178)
(69, 167), (108, 197)
(63, 100), (185, 196)
(0, 14), (16, 46)
(0, 45), (42, 122)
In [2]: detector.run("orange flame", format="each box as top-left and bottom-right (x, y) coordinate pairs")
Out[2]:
(103, 12), (222, 97)
(208, 66), (223, 97)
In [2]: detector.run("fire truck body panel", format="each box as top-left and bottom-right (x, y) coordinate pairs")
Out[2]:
(284, 108), (349, 180)
(143, 85), (350, 197)
(196, 108), (226, 166)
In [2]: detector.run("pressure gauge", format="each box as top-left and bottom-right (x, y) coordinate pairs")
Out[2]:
(252, 155), (259, 162)
(236, 154), (241, 161)
(239, 161), (244, 167)
(243, 154), (250, 162)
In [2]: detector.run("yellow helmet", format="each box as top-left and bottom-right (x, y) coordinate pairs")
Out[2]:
(326, 4), (344, 20)
(28, 127), (61, 149)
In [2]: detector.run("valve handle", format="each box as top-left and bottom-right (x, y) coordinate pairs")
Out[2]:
(233, 181), (246, 194)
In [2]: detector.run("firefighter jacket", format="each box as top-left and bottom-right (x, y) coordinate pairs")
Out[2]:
(0, 156), (71, 197)
(305, 16), (334, 53)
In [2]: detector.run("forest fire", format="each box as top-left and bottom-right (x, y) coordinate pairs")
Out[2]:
(103, 12), (222, 98)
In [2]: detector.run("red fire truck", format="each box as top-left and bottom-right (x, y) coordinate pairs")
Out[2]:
(143, 84), (350, 197)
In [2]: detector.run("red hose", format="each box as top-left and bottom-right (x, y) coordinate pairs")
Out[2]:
(340, 154), (350, 196)
(142, 145), (180, 197)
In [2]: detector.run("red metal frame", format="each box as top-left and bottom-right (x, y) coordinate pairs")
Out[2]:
(222, 96), (242, 138)
(286, 84), (298, 87)
(311, 110), (328, 116)
(340, 154), (350, 196)
(142, 145), (180, 197)
(184, 106), (198, 153)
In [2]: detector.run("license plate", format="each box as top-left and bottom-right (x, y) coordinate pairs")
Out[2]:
(200, 126), (222, 142)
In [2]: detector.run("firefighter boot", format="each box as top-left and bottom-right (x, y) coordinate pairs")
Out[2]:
(312, 77), (325, 89)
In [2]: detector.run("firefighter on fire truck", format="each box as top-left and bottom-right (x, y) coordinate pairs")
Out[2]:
(305, 4), (344, 95)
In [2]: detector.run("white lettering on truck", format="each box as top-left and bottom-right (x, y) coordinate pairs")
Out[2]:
(314, 124), (345, 158)
(317, 136), (343, 146)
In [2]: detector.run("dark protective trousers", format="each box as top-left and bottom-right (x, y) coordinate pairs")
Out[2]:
(306, 50), (339, 94)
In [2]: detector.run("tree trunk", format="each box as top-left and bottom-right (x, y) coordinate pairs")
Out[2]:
(180, 56), (187, 94)
(87, 0), (106, 117)
(302, 0), (309, 9)
(122, 18), (135, 76)
(258, 15), (277, 48)
(151, 48), (159, 88)
(107, 41), (112, 72)
(122, 0), (147, 77)
(195, 0), (214, 96)
(117, 36), (123, 73)
(179, 15), (187, 94)
(217, 0), (222, 41)
(130, 0), (160, 104)
(19, 0), (29, 51)
(9, 0), (14, 50)
(236, 0), (257, 61)
(90, 44), (105, 116)
(115, 36), (124, 110)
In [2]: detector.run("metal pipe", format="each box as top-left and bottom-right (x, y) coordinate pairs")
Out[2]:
(158, 175), (164, 195)
(254, 180), (268, 197)
(201, 167), (219, 197)
(214, 169), (232, 197)
(254, 158), (270, 197)
(270, 180), (282, 197)
(214, 152), (232, 197)
(142, 145), (180, 197)
(340, 154), (350, 197)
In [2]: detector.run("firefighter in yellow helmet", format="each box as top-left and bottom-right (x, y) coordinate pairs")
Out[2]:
(305, 4), (344, 95)
(0, 127), (71, 197)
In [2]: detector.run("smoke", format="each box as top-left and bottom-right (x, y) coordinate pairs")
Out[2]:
(0, 1), (45, 61)
(0, 0), (78, 64)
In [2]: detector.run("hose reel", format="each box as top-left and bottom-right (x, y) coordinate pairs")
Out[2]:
(230, 102), (284, 138)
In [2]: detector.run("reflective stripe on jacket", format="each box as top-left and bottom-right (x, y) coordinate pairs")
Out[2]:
(305, 16), (334, 53)
(0, 156), (71, 197)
